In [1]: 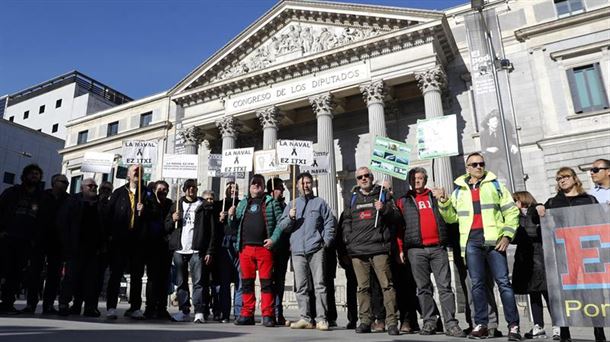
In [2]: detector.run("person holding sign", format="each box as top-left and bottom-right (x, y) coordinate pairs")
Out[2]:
(104, 164), (148, 320)
(436, 152), (521, 341)
(166, 179), (216, 324)
(228, 174), (284, 327)
(278, 172), (336, 331)
(340, 167), (400, 336)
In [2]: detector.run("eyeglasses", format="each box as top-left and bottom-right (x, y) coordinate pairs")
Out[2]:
(356, 173), (372, 180)
(85, 184), (98, 189)
(468, 162), (486, 168)
(555, 175), (572, 182)
(590, 167), (609, 174)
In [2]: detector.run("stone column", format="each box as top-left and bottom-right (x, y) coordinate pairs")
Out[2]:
(360, 80), (388, 183)
(216, 116), (241, 190)
(415, 66), (454, 192)
(309, 93), (338, 215)
(178, 126), (205, 155)
(256, 106), (282, 150)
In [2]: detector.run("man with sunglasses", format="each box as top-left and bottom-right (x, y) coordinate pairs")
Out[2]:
(588, 158), (610, 204)
(341, 167), (400, 336)
(437, 152), (521, 341)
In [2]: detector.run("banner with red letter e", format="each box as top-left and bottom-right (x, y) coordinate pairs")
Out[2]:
(541, 204), (610, 327)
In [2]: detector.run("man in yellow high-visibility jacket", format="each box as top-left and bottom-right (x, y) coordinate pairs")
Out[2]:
(434, 152), (521, 341)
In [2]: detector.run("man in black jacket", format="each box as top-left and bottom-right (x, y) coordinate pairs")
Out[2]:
(166, 179), (216, 323)
(104, 164), (148, 320)
(396, 167), (465, 337)
(341, 167), (399, 336)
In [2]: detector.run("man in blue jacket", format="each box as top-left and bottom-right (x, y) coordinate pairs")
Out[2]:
(279, 172), (335, 331)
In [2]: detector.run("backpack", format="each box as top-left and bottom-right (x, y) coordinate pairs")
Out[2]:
(350, 187), (386, 209)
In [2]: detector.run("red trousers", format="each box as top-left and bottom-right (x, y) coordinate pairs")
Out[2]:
(239, 245), (274, 317)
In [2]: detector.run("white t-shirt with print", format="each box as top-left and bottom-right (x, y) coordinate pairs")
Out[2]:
(177, 198), (203, 254)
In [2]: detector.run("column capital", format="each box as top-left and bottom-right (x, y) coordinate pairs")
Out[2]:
(415, 66), (447, 94)
(256, 106), (283, 129)
(178, 126), (205, 146)
(360, 80), (386, 106)
(215, 115), (241, 138)
(309, 93), (335, 117)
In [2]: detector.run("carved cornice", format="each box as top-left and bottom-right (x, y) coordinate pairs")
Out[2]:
(215, 116), (241, 138)
(178, 126), (205, 146)
(360, 80), (386, 106)
(256, 106), (283, 129)
(415, 67), (447, 94)
(309, 93), (335, 116)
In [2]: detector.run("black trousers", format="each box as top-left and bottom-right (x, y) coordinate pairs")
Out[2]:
(106, 241), (145, 310)
(144, 239), (171, 313)
(59, 254), (99, 310)
(0, 238), (31, 307)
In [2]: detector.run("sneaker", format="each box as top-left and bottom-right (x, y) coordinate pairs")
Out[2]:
(552, 327), (560, 340)
(446, 325), (468, 338)
(372, 320), (386, 332)
(194, 313), (205, 323)
(400, 321), (415, 334)
(508, 325), (522, 341)
(420, 321), (437, 335)
(356, 323), (372, 334)
(263, 316), (275, 327)
(525, 324), (546, 339)
(290, 318), (314, 329)
(316, 320), (329, 331)
(469, 324), (489, 339)
(234, 316), (255, 325)
(387, 325), (399, 336)
(171, 311), (191, 322)
(127, 309), (145, 320)
(106, 308), (118, 320)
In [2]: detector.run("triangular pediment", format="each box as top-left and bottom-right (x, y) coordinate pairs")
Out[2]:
(171, 0), (447, 99)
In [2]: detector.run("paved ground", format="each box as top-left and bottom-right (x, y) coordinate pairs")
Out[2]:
(0, 301), (603, 341)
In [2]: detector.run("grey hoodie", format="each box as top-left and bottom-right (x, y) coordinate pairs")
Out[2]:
(278, 194), (336, 256)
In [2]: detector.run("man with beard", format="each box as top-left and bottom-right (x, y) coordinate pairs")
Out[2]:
(0, 164), (45, 314)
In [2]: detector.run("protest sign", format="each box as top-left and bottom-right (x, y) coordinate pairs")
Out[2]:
(301, 151), (330, 175)
(208, 154), (222, 177)
(370, 136), (410, 180)
(122, 140), (158, 165)
(81, 151), (114, 174)
(541, 204), (610, 327)
(221, 147), (254, 173)
(162, 154), (198, 179)
(276, 140), (314, 166)
(254, 150), (289, 175)
(416, 114), (459, 160)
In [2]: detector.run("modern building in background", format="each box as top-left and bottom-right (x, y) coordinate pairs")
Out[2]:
(2, 71), (132, 139)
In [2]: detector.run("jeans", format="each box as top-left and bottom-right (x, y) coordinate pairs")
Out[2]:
(173, 252), (208, 314)
(466, 229), (519, 327)
(408, 246), (459, 328)
(352, 254), (397, 326)
(218, 236), (242, 319)
(293, 248), (327, 321)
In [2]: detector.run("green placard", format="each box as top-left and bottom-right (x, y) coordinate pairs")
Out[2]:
(370, 136), (411, 180)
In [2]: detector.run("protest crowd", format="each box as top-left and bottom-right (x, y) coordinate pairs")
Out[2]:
(0, 155), (608, 342)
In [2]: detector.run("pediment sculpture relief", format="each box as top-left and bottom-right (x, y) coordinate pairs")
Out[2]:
(212, 23), (384, 83)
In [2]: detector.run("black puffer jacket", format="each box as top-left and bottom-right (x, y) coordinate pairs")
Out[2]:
(341, 185), (398, 257)
(396, 190), (449, 248)
(511, 206), (546, 294)
(165, 197), (216, 255)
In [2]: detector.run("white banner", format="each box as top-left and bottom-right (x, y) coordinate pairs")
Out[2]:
(301, 151), (330, 175)
(254, 150), (289, 175)
(276, 140), (314, 166)
(122, 140), (158, 165)
(81, 151), (114, 174)
(416, 114), (459, 160)
(162, 154), (198, 179)
(221, 147), (254, 173)
(208, 154), (222, 177)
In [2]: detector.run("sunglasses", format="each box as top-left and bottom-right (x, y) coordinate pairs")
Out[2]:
(590, 167), (609, 174)
(468, 162), (486, 168)
(356, 173), (372, 180)
(555, 175), (572, 182)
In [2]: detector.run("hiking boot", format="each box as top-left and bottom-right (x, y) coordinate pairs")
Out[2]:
(262, 316), (275, 327)
(290, 318), (314, 329)
(372, 319), (386, 332)
(387, 325), (399, 336)
(234, 315), (255, 325)
(446, 325), (468, 337)
(356, 323), (371, 333)
(469, 324), (489, 339)
(420, 321), (437, 335)
(316, 320), (329, 331)
(508, 325), (522, 341)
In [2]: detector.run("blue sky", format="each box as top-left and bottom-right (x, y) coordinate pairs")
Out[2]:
(0, 0), (467, 99)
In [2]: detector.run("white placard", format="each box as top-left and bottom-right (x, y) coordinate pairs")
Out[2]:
(416, 115), (459, 160)
(254, 150), (290, 175)
(162, 154), (198, 179)
(81, 151), (114, 174)
(301, 151), (330, 175)
(221, 147), (254, 173)
(122, 140), (158, 165)
(276, 140), (314, 166)
(226, 63), (369, 114)
(208, 154), (222, 177)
